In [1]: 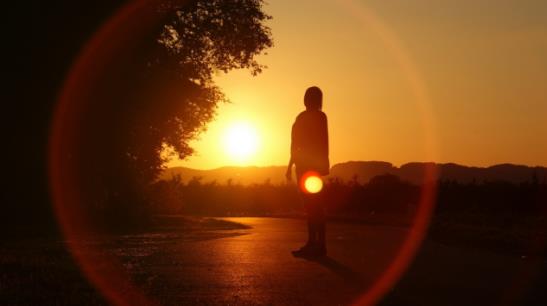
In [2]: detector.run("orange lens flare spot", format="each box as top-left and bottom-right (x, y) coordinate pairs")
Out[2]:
(301, 173), (323, 194)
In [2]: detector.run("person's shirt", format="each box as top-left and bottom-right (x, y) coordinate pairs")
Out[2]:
(291, 109), (329, 175)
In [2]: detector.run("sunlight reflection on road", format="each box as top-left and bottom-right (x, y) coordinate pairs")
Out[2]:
(200, 217), (407, 305)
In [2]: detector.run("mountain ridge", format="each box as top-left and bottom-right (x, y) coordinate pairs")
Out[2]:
(161, 161), (547, 185)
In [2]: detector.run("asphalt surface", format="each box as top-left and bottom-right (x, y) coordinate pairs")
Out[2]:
(108, 217), (408, 305)
(56, 217), (547, 305)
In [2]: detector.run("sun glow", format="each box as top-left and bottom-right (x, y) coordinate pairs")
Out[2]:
(224, 121), (260, 163)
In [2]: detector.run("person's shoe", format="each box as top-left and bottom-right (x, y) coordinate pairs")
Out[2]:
(291, 244), (315, 257)
(292, 243), (327, 258)
(314, 244), (327, 257)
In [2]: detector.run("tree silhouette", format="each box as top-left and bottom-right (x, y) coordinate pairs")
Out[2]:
(72, 0), (272, 224)
(146, 0), (272, 179)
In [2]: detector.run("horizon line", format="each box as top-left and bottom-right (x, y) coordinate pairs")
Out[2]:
(168, 160), (547, 171)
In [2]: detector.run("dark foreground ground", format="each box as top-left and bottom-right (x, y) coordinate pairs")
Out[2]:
(2, 217), (546, 305)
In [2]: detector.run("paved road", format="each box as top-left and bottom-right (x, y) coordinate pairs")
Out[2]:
(75, 217), (546, 305)
(109, 217), (407, 305)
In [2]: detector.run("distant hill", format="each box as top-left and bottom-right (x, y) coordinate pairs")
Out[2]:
(161, 162), (547, 185)
(330, 161), (547, 184)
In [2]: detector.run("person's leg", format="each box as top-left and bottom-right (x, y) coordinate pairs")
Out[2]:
(306, 196), (323, 246)
(306, 204), (316, 246)
(293, 169), (315, 256)
(316, 204), (327, 255)
(307, 197), (326, 255)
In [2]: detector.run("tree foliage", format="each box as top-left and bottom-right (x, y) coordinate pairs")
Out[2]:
(75, 0), (272, 220)
(151, 0), (272, 164)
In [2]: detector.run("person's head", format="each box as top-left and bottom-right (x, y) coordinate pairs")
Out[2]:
(304, 86), (323, 110)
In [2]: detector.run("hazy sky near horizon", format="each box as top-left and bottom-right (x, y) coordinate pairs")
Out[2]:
(170, 0), (547, 169)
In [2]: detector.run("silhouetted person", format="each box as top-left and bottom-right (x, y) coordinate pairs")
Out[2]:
(286, 86), (329, 257)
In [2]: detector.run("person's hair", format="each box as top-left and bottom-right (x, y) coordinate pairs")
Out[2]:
(304, 86), (323, 110)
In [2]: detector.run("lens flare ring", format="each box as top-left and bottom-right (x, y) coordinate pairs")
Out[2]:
(48, 0), (439, 305)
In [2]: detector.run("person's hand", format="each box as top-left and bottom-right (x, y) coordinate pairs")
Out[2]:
(285, 169), (292, 181)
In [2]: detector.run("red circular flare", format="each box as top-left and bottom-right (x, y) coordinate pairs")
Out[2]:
(48, 1), (439, 305)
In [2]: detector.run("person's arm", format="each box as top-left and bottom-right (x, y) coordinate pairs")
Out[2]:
(324, 114), (329, 158)
(286, 158), (294, 181)
(321, 113), (330, 175)
(286, 121), (297, 181)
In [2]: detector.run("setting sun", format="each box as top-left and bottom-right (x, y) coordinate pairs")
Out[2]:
(224, 121), (260, 163)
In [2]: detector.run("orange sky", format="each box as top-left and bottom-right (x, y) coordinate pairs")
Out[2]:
(169, 0), (547, 169)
